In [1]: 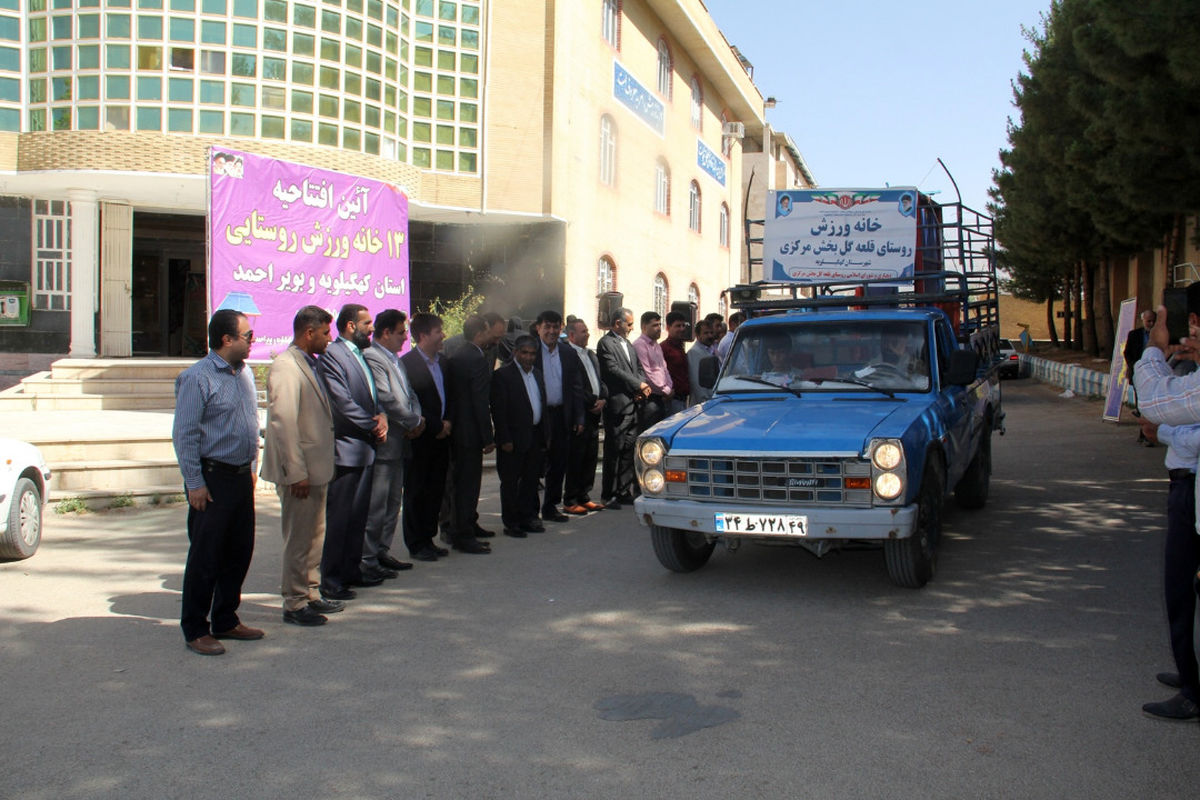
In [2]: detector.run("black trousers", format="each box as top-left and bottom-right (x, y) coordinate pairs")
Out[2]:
(321, 463), (373, 594)
(565, 413), (601, 505)
(542, 405), (568, 514)
(601, 405), (639, 500)
(181, 465), (255, 641)
(404, 437), (450, 555)
(450, 440), (484, 542)
(497, 430), (545, 527)
(1165, 473), (1200, 702)
(639, 394), (667, 432)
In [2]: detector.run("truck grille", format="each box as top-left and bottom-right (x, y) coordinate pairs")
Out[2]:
(664, 455), (871, 506)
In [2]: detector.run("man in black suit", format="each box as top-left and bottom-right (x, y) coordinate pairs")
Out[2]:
(534, 310), (586, 523)
(1126, 309), (1156, 445)
(490, 335), (549, 537)
(446, 315), (499, 554)
(563, 317), (607, 513)
(318, 304), (388, 601)
(597, 307), (651, 507)
(400, 312), (453, 562)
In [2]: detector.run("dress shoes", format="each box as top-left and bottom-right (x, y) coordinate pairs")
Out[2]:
(453, 538), (492, 554)
(308, 597), (345, 614)
(1158, 672), (1183, 689)
(542, 509), (570, 523)
(503, 527), (528, 538)
(614, 493), (636, 505)
(473, 525), (496, 539)
(321, 587), (357, 601)
(583, 501), (605, 511)
(412, 547), (440, 562)
(283, 606), (327, 626)
(563, 504), (589, 515)
(349, 573), (385, 587)
(1143, 692), (1200, 721)
(378, 553), (414, 571)
(602, 497), (621, 509)
(520, 520), (546, 533)
(432, 545), (450, 557)
(213, 623), (265, 640)
(186, 635), (226, 656)
(357, 566), (396, 583)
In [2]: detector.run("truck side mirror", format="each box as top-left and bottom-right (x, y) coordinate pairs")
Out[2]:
(945, 349), (979, 386)
(698, 355), (720, 389)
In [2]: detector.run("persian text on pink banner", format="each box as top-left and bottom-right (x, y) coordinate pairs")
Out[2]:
(208, 147), (410, 360)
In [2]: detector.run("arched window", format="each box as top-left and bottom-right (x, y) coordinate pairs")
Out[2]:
(653, 273), (669, 316)
(599, 114), (616, 186)
(598, 255), (616, 295)
(690, 76), (702, 130)
(719, 202), (729, 248)
(602, 0), (620, 49)
(688, 181), (701, 232)
(688, 283), (699, 308)
(656, 38), (672, 98)
(654, 160), (670, 215)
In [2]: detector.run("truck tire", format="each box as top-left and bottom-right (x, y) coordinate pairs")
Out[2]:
(651, 524), (715, 573)
(954, 428), (991, 509)
(885, 462), (943, 588)
(0, 477), (42, 560)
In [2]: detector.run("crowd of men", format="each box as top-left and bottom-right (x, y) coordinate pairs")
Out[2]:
(171, 302), (733, 656)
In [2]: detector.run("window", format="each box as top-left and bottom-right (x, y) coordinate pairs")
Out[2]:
(719, 203), (729, 248)
(690, 76), (701, 130)
(602, 0), (618, 49)
(653, 273), (668, 317)
(654, 160), (669, 215)
(599, 114), (615, 186)
(688, 181), (701, 232)
(656, 38), (671, 98)
(598, 255), (615, 295)
(688, 283), (699, 308)
(32, 199), (72, 311)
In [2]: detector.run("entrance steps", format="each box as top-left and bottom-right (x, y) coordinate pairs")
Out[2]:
(0, 358), (194, 411)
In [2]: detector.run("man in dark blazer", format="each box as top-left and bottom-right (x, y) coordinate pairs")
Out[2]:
(318, 304), (387, 601)
(362, 309), (424, 581)
(446, 314), (498, 554)
(563, 317), (608, 513)
(490, 335), (549, 536)
(1125, 309), (1156, 445)
(400, 312), (453, 561)
(597, 307), (650, 507)
(533, 310), (587, 522)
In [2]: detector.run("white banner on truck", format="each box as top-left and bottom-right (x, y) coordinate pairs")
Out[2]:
(764, 188), (919, 282)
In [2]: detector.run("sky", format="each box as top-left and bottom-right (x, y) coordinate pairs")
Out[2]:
(704, 0), (1051, 217)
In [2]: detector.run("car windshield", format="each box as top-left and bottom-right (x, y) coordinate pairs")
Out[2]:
(716, 319), (932, 393)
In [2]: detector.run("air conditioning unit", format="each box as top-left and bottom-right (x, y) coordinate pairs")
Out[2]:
(721, 121), (745, 139)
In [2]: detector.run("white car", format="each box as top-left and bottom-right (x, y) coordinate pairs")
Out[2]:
(0, 439), (50, 560)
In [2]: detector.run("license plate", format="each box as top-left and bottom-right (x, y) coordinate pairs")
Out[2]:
(714, 512), (808, 536)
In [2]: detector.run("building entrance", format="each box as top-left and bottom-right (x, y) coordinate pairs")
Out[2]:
(130, 213), (207, 357)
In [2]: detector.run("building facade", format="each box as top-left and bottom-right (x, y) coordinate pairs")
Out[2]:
(0, 0), (764, 368)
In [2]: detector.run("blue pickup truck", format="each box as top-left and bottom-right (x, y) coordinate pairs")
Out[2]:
(632, 273), (1004, 588)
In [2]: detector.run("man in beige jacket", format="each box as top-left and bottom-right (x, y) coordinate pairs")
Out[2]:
(260, 305), (342, 626)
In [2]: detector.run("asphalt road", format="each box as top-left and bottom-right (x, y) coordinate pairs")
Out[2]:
(2, 380), (1198, 799)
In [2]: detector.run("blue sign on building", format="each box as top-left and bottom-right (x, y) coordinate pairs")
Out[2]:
(697, 139), (726, 186)
(613, 61), (664, 136)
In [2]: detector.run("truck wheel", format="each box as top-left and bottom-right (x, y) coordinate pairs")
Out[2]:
(0, 477), (42, 560)
(651, 524), (715, 573)
(954, 428), (991, 509)
(885, 462), (943, 588)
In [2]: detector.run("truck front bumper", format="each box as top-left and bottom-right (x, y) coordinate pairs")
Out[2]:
(632, 496), (918, 540)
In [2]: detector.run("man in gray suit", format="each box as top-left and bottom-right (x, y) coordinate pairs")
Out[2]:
(361, 309), (425, 582)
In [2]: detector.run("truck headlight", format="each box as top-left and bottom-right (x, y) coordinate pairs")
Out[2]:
(642, 469), (665, 493)
(874, 472), (903, 500)
(872, 442), (903, 470)
(639, 438), (665, 466)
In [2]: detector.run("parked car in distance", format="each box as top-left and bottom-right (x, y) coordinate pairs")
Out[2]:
(998, 338), (1021, 378)
(0, 439), (50, 560)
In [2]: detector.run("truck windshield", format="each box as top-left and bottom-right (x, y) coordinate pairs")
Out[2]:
(716, 319), (931, 393)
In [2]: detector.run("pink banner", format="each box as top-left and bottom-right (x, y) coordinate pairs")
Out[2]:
(208, 147), (410, 360)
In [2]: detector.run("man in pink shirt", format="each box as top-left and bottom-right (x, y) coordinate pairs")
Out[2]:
(633, 310), (672, 431)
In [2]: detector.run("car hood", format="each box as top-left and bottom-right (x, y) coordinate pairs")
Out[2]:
(652, 395), (926, 455)
(0, 438), (49, 473)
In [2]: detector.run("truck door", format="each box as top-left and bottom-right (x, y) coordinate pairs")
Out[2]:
(934, 319), (974, 488)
